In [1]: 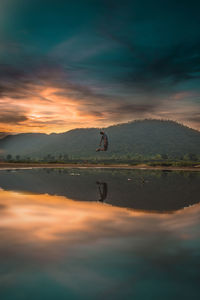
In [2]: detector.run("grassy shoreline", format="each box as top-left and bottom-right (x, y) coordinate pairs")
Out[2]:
(0, 162), (200, 171)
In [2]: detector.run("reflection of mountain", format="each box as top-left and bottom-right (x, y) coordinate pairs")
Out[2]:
(0, 120), (200, 158)
(0, 169), (199, 212)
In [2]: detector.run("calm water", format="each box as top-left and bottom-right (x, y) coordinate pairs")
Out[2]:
(0, 168), (199, 299)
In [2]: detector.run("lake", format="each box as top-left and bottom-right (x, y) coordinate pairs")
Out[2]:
(0, 168), (199, 299)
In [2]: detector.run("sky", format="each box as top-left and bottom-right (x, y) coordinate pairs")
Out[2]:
(0, 0), (200, 134)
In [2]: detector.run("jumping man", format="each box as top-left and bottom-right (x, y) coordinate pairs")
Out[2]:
(96, 131), (108, 151)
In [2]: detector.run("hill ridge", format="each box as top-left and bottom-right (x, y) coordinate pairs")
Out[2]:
(0, 119), (199, 160)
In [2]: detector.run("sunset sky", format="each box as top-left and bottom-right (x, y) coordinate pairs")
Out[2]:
(0, 0), (200, 134)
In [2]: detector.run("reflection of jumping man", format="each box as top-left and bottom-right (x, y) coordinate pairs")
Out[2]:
(96, 181), (108, 202)
(96, 131), (108, 152)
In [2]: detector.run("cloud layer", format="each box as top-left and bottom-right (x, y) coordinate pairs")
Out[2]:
(0, 0), (200, 133)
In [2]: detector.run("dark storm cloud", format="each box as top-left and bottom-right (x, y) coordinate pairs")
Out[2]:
(115, 104), (156, 114)
(0, 112), (28, 124)
(0, 60), (112, 103)
(101, 103), (157, 120)
(96, 2), (200, 95)
(121, 42), (200, 93)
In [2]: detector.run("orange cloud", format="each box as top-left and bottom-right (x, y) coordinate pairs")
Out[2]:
(0, 83), (109, 133)
(0, 79), (200, 133)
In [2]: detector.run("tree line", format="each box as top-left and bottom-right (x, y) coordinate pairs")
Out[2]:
(1, 152), (199, 165)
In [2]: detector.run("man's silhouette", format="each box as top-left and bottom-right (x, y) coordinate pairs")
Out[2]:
(96, 131), (108, 152)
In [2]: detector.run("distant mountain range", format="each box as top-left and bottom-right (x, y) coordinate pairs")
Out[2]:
(0, 119), (200, 160)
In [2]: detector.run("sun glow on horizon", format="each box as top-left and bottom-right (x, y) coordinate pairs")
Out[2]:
(0, 84), (112, 134)
(1, 82), (200, 134)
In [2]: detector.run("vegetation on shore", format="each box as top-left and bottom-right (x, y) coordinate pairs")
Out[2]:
(1, 154), (199, 168)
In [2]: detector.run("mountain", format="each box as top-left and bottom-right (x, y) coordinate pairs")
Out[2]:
(0, 119), (200, 160)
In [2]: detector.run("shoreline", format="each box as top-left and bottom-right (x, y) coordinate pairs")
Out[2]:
(0, 163), (200, 171)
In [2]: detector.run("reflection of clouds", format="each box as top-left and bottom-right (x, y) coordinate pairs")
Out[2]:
(0, 188), (199, 250)
(0, 189), (200, 297)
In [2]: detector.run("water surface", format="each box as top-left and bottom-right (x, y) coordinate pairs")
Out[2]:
(0, 168), (199, 299)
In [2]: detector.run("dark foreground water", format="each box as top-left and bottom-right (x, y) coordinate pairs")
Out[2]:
(0, 168), (199, 299)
